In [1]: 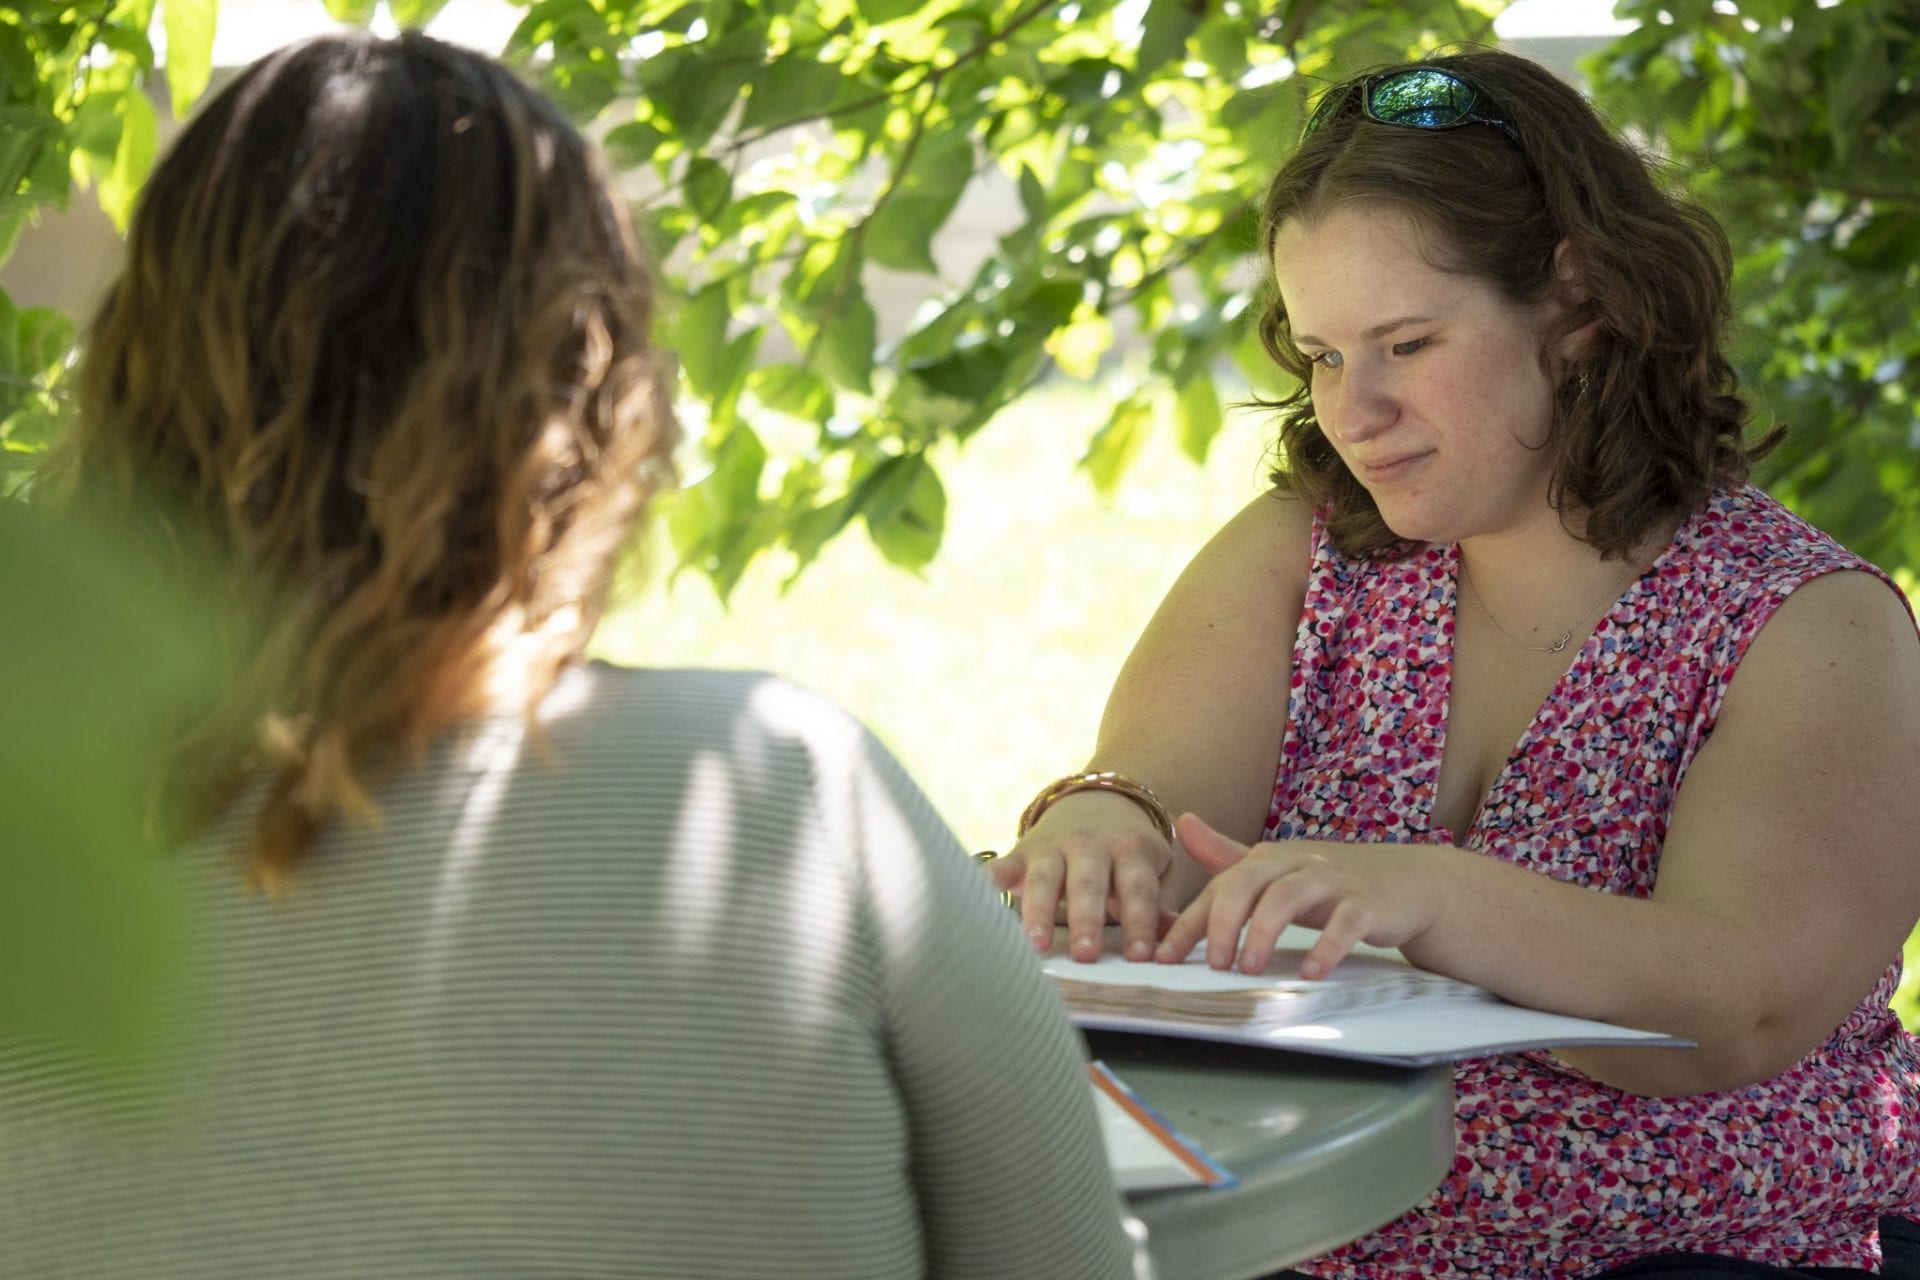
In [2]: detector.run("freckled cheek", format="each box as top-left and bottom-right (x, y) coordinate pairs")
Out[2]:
(1308, 387), (1343, 445)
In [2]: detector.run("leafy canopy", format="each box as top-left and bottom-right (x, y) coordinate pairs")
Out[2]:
(2, 0), (1916, 589)
(1588, 0), (1920, 576)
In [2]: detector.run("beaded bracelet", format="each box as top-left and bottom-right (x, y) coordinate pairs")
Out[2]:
(1016, 770), (1177, 844)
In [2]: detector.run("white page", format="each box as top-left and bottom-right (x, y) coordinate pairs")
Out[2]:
(1053, 925), (1691, 1065)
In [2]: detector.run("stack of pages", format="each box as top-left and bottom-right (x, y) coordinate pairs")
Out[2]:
(1046, 926), (1691, 1067)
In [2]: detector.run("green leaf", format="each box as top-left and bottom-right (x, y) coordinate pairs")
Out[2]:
(908, 343), (1009, 400)
(1132, 0), (1202, 86)
(322, 0), (378, 23)
(603, 120), (669, 171)
(390, 0), (453, 27)
(544, 57), (623, 120)
(785, 494), (857, 568)
(857, 0), (922, 25)
(866, 129), (974, 274)
(68, 91), (126, 173)
(505, 0), (603, 59)
(783, 237), (860, 314)
(713, 188), (799, 241)
(1017, 164), (1047, 223)
(0, 502), (209, 1076)
(902, 127), (975, 203)
(683, 155), (732, 221)
(866, 194), (951, 274)
(639, 26), (768, 150)
(1044, 307), (1113, 380)
(18, 307), (75, 380)
(1081, 395), (1151, 495)
(1006, 276), (1081, 336)
(671, 283), (734, 398)
(815, 291), (877, 393)
(160, 0), (217, 120)
(668, 426), (772, 598)
(706, 324), (764, 426)
(96, 89), (157, 232)
(1175, 371), (1223, 463)
(0, 108), (54, 200)
(1194, 16), (1249, 77)
(749, 363), (833, 420)
(858, 453), (946, 571)
(887, 370), (984, 438)
(1, 395), (67, 450)
(738, 54), (844, 131)
(0, 24), (34, 100)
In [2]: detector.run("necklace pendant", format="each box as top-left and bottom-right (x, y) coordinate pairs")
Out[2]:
(1547, 632), (1572, 653)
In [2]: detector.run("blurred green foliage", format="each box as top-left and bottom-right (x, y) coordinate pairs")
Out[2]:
(6, 1), (1915, 586)
(1588, 0), (1920, 577)
(0, 500), (209, 1075)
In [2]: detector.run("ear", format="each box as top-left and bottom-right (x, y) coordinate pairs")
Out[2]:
(1551, 239), (1601, 362)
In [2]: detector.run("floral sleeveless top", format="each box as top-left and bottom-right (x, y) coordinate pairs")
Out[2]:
(1271, 487), (1920, 1278)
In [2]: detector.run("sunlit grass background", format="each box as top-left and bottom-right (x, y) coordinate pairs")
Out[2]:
(596, 382), (1276, 852)
(593, 381), (1920, 1029)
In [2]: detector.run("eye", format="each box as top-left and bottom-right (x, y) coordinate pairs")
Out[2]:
(1307, 350), (1344, 370)
(1390, 337), (1429, 356)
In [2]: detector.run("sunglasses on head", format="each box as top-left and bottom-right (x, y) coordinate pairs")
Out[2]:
(1306, 66), (1522, 148)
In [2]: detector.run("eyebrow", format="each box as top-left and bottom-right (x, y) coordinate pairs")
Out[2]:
(1291, 315), (1435, 347)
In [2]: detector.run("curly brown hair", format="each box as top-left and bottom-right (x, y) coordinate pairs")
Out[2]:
(68, 32), (678, 889)
(1257, 48), (1779, 561)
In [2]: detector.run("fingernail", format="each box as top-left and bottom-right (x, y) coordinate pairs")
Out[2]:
(1028, 926), (1050, 949)
(1208, 947), (1227, 968)
(1073, 935), (1094, 953)
(1153, 941), (1173, 961)
(1300, 958), (1321, 979)
(1126, 938), (1151, 960)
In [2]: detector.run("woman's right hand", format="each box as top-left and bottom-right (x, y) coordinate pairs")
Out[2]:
(984, 791), (1181, 963)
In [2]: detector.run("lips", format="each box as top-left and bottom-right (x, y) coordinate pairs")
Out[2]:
(1355, 451), (1431, 479)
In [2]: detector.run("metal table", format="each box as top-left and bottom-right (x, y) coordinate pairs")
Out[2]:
(1087, 1030), (1456, 1280)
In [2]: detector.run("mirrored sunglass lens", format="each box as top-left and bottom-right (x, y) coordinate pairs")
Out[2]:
(1367, 69), (1474, 128)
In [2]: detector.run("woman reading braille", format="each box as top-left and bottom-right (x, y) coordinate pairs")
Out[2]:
(991, 49), (1920, 1279)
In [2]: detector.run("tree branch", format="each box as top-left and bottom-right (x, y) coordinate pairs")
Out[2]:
(1112, 196), (1258, 305)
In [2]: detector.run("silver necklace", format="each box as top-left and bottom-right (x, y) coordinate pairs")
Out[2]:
(1458, 562), (1635, 654)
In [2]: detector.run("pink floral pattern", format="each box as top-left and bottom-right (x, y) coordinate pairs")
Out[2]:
(1271, 487), (1920, 1277)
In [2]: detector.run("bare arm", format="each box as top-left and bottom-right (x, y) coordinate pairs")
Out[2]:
(1160, 570), (1920, 1096)
(990, 490), (1312, 960)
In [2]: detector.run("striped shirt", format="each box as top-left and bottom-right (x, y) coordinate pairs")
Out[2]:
(0, 665), (1136, 1278)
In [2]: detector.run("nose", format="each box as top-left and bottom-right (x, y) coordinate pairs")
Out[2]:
(1324, 362), (1396, 446)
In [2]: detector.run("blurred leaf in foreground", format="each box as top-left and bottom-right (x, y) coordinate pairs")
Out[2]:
(0, 499), (212, 1079)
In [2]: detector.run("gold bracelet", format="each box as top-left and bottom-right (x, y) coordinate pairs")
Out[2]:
(1017, 771), (1176, 844)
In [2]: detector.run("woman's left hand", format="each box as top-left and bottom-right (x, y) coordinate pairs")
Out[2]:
(1154, 813), (1447, 978)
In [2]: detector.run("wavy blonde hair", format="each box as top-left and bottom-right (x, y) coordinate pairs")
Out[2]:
(69, 32), (677, 890)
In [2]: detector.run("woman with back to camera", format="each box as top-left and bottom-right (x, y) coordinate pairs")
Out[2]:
(0, 31), (1136, 1279)
(989, 48), (1920, 1278)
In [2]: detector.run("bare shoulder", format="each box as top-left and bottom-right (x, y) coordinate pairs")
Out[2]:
(1123, 488), (1313, 681)
(1218, 486), (1314, 546)
(1724, 568), (1920, 731)
(1181, 488), (1314, 597)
